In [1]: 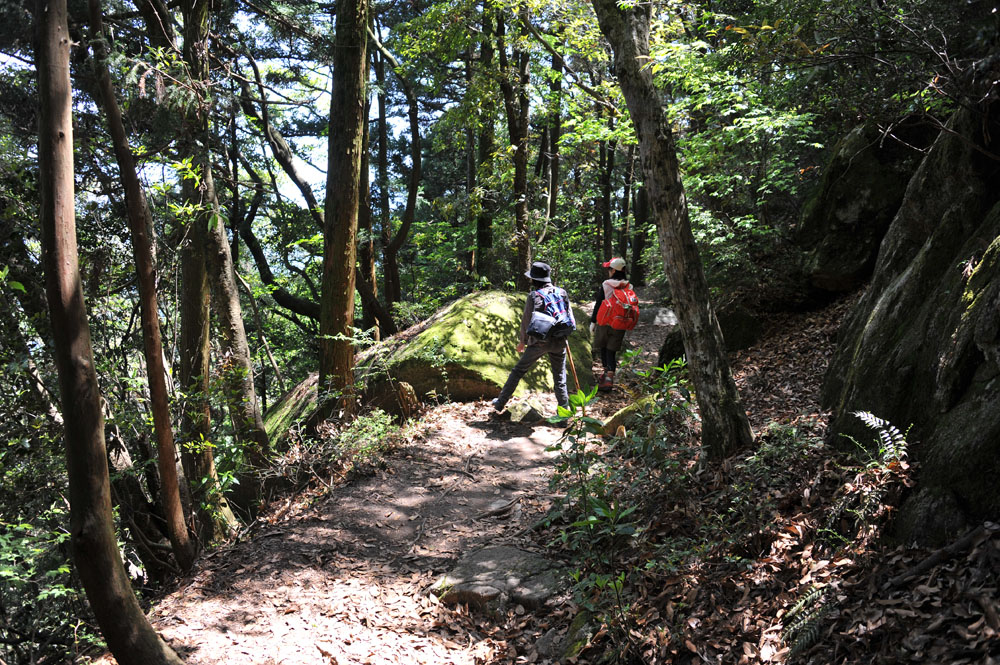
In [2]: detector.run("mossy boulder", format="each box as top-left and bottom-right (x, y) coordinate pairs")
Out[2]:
(262, 292), (593, 438)
(602, 396), (655, 437)
(359, 290), (594, 403)
(823, 104), (1000, 544)
(264, 373), (318, 449)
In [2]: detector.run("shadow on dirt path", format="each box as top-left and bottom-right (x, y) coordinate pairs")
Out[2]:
(151, 400), (567, 665)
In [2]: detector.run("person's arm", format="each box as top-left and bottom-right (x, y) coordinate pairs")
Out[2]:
(518, 293), (533, 348)
(591, 285), (604, 323)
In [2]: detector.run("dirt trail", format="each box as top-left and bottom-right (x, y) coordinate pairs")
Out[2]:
(151, 402), (568, 665)
(148, 304), (683, 665)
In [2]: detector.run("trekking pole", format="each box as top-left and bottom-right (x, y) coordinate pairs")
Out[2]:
(564, 340), (585, 418)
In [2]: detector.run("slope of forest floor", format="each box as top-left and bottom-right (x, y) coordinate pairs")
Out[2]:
(134, 294), (1000, 665)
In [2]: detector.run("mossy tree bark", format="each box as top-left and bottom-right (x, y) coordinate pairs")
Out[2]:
(320, 0), (369, 400)
(589, 0), (753, 459)
(36, 1), (185, 660)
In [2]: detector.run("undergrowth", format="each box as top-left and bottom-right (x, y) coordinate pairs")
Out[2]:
(542, 373), (917, 664)
(267, 408), (406, 491)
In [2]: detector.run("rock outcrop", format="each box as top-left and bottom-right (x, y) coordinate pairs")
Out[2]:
(822, 104), (1000, 544)
(430, 546), (565, 611)
(657, 301), (762, 367)
(796, 122), (932, 293)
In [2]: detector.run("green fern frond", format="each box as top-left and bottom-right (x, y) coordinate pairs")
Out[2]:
(851, 411), (908, 462)
(782, 586), (834, 655)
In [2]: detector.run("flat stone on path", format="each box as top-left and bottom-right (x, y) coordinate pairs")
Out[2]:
(431, 545), (564, 610)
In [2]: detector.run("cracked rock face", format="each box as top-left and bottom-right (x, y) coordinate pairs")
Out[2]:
(430, 546), (564, 611)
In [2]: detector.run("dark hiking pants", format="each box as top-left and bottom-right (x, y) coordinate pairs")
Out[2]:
(494, 337), (569, 410)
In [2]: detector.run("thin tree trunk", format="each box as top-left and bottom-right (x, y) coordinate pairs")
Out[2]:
(497, 4), (531, 289)
(618, 143), (636, 259)
(357, 79), (379, 339)
(203, 168), (271, 467)
(182, 0), (269, 514)
(631, 185), (649, 286)
(475, 8), (496, 281)
(320, 0), (368, 400)
(375, 47), (391, 262)
(548, 49), (561, 224)
(370, 26), (419, 310)
(599, 134), (615, 259)
(36, 2), (185, 661)
(589, 0), (753, 459)
(89, 0), (196, 569)
(464, 53), (476, 274)
(236, 272), (286, 393)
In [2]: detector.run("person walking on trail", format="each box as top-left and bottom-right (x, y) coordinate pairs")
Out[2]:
(591, 257), (632, 392)
(490, 261), (576, 417)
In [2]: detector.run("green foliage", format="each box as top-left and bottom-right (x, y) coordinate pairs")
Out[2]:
(821, 412), (912, 549)
(728, 422), (825, 555)
(333, 409), (399, 471)
(781, 585), (833, 656)
(0, 508), (100, 664)
(274, 409), (403, 490)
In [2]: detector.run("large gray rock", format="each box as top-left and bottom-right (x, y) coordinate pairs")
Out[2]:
(430, 546), (565, 611)
(658, 301), (762, 367)
(823, 104), (1000, 545)
(797, 122), (931, 293)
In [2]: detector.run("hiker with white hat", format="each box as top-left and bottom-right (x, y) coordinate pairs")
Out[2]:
(590, 257), (633, 392)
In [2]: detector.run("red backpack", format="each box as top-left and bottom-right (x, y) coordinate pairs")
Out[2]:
(597, 283), (640, 331)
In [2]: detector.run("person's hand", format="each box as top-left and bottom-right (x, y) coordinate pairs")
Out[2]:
(589, 322), (596, 335)
(517, 342), (526, 354)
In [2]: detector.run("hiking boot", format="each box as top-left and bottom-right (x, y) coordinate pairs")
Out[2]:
(489, 398), (510, 420)
(598, 370), (615, 392)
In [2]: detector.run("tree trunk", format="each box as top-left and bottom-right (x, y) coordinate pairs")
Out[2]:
(358, 82), (379, 340)
(320, 0), (369, 399)
(375, 47), (391, 264)
(35, 2), (186, 661)
(373, 27), (419, 310)
(547, 49), (561, 224)
(475, 8), (496, 281)
(589, 0), (753, 459)
(89, 0), (196, 569)
(631, 185), (649, 287)
(618, 143), (636, 259)
(599, 134), (615, 259)
(203, 167), (271, 472)
(497, 5), (531, 289)
(182, 0), (269, 514)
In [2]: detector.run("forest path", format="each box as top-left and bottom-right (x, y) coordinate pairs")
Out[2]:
(151, 401), (570, 665)
(146, 302), (689, 664)
(143, 296), (847, 664)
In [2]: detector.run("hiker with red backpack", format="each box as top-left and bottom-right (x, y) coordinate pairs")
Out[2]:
(490, 261), (577, 417)
(590, 257), (639, 392)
